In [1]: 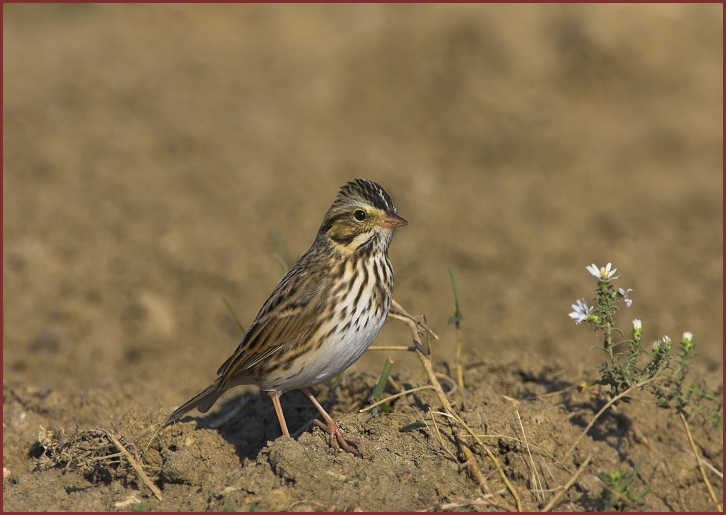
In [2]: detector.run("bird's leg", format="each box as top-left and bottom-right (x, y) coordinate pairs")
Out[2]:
(301, 387), (362, 458)
(269, 391), (290, 437)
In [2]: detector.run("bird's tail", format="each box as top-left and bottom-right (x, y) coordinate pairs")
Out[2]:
(162, 382), (224, 427)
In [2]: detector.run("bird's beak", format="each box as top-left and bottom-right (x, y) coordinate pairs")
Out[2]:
(380, 211), (408, 229)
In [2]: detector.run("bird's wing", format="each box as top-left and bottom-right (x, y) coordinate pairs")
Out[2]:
(216, 258), (326, 388)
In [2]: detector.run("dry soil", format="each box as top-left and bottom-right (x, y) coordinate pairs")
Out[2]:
(3, 4), (723, 512)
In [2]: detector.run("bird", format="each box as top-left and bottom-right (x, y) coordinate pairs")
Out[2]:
(162, 178), (408, 457)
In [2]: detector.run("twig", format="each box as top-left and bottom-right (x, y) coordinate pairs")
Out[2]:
(428, 410), (458, 461)
(435, 372), (458, 396)
(609, 403), (651, 449)
(530, 383), (583, 399)
(459, 440), (520, 512)
(359, 385), (438, 413)
(700, 457), (723, 479)
(447, 265), (465, 390)
(416, 346), (524, 509)
(388, 299), (440, 340)
(461, 442), (493, 495)
(454, 322), (464, 391)
(368, 345), (415, 351)
(437, 494), (512, 511)
(541, 454), (593, 512)
(564, 375), (666, 460)
(107, 432), (163, 501)
(679, 413), (722, 512)
(516, 409), (544, 504)
(391, 308), (522, 512)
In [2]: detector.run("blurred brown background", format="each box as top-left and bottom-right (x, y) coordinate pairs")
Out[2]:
(4, 4), (722, 418)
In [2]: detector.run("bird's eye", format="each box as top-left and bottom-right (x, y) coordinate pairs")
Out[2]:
(353, 209), (367, 222)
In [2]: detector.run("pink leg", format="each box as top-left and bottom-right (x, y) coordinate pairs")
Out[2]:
(268, 391), (290, 437)
(302, 387), (362, 458)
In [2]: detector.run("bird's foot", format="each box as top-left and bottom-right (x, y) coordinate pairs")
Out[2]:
(312, 419), (362, 458)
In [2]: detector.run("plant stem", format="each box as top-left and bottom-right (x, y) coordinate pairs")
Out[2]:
(679, 413), (722, 512)
(564, 374), (670, 460)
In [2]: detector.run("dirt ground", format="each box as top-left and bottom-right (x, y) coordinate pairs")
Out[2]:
(3, 4), (722, 512)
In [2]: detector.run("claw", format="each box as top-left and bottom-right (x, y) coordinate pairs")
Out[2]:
(302, 387), (363, 458)
(312, 419), (362, 458)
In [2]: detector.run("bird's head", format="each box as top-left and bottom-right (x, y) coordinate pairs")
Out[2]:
(317, 178), (407, 253)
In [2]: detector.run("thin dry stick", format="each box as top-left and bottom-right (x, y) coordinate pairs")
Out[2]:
(392, 309), (523, 512)
(438, 495), (511, 511)
(387, 375), (404, 393)
(107, 432), (163, 501)
(428, 410), (458, 461)
(455, 323), (464, 390)
(609, 403), (651, 449)
(417, 347), (523, 506)
(369, 345), (414, 352)
(460, 445), (518, 512)
(679, 413), (722, 512)
(531, 383), (583, 399)
(461, 442), (492, 495)
(516, 409), (544, 504)
(436, 372), (459, 396)
(359, 385), (438, 413)
(564, 375), (667, 460)
(541, 454), (593, 512)
(700, 457), (723, 479)
(389, 299), (440, 340)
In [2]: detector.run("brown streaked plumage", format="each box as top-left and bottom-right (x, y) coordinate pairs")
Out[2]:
(163, 178), (407, 456)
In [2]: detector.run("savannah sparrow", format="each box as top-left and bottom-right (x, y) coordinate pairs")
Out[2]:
(163, 178), (408, 457)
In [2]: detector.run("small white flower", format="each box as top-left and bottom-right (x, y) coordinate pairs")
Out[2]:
(569, 298), (593, 324)
(632, 319), (642, 331)
(585, 264), (601, 279)
(653, 335), (672, 350)
(586, 262), (620, 282)
(618, 288), (634, 307)
(682, 332), (693, 343)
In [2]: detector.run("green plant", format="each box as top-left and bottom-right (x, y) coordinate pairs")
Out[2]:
(569, 263), (721, 427)
(568, 263), (722, 511)
(595, 458), (650, 511)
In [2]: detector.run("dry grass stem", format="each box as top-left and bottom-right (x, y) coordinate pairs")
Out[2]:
(359, 385), (438, 413)
(515, 409), (544, 504)
(461, 443), (493, 496)
(564, 375), (666, 460)
(107, 433), (163, 501)
(391, 305), (523, 512)
(531, 384), (583, 399)
(455, 322), (464, 390)
(427, 410), (458, 461)
(435, 372), (458, 395)
(416, 348), (522, 511)
(700, 458), (723, 479)
(389, 299), (440, 340)
(679, 413), (723, 512)
(541, 453), (593, 512)
(437, 494), (512, 511)
(368, 345), (414, 351)
(386, 375), (404, 393)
